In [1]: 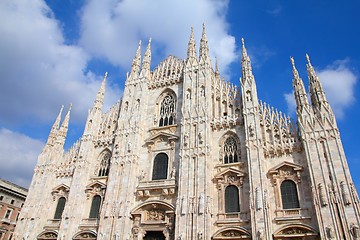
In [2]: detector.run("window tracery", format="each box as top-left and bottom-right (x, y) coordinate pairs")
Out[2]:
(159, 95), (176, 127)
(219, 133), (241, 165)
(97, 150), (111, 177)
(223, 137), (238, 164)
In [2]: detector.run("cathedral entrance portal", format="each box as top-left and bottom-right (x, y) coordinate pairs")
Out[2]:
(131, 201), (175, 240)
(144, 231), (166, 240)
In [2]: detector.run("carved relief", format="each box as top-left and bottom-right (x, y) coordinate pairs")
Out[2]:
(146, 209), (165, 221)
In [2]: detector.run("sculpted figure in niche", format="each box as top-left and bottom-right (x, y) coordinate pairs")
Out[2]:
(326, 226), (334, 239)
(184, 133), (189, 146)
(170, 167), (176, 179)
(351, 223), (360, 239)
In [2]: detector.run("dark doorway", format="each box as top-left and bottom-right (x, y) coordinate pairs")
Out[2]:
(144, 231), (165, 240)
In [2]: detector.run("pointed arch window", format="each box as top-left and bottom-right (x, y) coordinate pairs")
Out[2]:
(281, 180), (300, 209)
(159, 95), (176, 127)
(54, 197), (66, 220)
(223, 137), (238, 164)
(89, 195), (101, 219)
(98, 151), (111, 177)
(225, 185), (240, 213)
(152, 153), (168, 180)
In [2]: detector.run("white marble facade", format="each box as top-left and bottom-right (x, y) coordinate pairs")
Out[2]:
(14, 26), (360, 240)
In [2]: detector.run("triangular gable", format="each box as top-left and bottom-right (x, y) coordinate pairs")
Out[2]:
(85, 180), (107, 191)
(51, 184), (70, 194)
(215, 167), (246, 180)
(145, 132), (179, 144)
(269, 161), (303, 175)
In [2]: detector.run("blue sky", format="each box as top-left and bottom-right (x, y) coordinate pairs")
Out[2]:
(0, 0), (359, 189)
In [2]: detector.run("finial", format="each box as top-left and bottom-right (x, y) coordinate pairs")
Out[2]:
(290, 56), (295, 68)
(306, 53), (311, 65)
(104, 72), (108, 79)
(59, 105), (64, 115)
(69, 103), (72, 111)
(241, 38), (248, 58)
(202, 23), (206, 36)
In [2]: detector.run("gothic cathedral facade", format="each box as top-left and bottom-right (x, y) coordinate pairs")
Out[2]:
(15, 26), (360, 240)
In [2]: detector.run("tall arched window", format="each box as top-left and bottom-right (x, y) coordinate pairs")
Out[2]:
(225, 185), (240, 213)
(54, 197), (66, 220)
(98, 151), (111, 177)
(281, 180), (300, 209)
(89, 195), (101, 219)
(152, 153), (168, 180)
(223, 137), (238, 164)
(159, 95), (176, 127)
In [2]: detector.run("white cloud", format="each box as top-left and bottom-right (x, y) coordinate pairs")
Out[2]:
(317, 59), (357, 118)
(79, 0), (237, 74)
(284, 59), (357, 118)
(0, 0), (120, 126)
(284, 91), (296, 115)
(0, 128), (44, 188)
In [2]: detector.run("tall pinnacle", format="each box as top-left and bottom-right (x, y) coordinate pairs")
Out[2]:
(55, 103), (72, 149)
(241, 38), (254, 84)
(93, 72), (107, 111)
(60, 103), (72, 131)
(142, 38), (152, 72)
(306, 54), (328, 109)
(187, 27), (196, 60)
(199, 23), (210, 60)
(46, 105), (64, 146)
(130, 40), (142, 77)
(215, 56), (219, 76)
(290, 57), (310, 110)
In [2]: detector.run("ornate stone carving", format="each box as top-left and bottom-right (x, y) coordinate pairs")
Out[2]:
(146, 209), (165, 221)
(351, 223), (360, 239)
(340, 181), (351, 205)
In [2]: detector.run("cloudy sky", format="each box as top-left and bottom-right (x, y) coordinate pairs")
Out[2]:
(0, 0), (359, 189)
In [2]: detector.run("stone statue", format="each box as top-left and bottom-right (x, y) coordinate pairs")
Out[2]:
(170, 167), (176, 179)
(351, 223), (360, 239)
